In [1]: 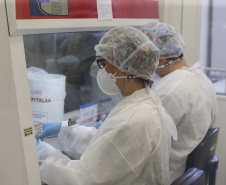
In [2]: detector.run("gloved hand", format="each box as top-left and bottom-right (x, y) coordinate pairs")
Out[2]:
(96, 119), (103, 129)
(36, 139), (44, 146)
(36, 140), (40, 146)
(35, 122), (62, 140)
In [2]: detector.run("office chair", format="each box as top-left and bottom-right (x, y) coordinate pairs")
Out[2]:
(186, 127), (220, 185)
(171, 168), (205, 185)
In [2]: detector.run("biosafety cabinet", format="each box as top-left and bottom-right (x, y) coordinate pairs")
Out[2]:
(0, 0), (159, 184)
(0, 0), (226, 185)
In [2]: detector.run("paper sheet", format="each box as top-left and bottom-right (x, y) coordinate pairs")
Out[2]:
(97, 0), (113, 20)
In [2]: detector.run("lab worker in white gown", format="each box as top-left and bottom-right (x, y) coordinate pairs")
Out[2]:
(37, 26), (178, 185)
(140, 22), (218, 182)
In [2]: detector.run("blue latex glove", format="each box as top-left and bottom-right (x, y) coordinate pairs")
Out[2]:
(35, 122), (62, 140)
(96, 120), (103, 129)
(36, 139), (44, 146)
(36, 140), (40, 146)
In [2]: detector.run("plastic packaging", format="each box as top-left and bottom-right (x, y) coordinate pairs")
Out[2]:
(78, 101), (98, 127)
(98, 98), (113, 120)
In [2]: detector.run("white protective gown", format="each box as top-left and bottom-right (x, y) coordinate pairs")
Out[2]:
(37, 88), (177, 185)
(151, 62), (218, 182)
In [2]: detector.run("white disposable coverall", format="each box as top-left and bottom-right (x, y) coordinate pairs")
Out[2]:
(37, 88), (177, 185)
(151, 62), (218, 182)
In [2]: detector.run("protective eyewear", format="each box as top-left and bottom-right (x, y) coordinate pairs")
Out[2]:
(96, 58), (136, 79)
(96, 58), (106, 69)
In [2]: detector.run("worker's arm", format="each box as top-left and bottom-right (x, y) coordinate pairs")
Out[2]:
(57, 124), (97, 159)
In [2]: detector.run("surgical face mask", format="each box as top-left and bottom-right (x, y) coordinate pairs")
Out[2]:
(97, 69), (136, 95)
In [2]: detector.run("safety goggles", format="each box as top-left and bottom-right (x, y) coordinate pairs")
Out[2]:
(96, 58), (106, 69)
(96, 57), (136, 79)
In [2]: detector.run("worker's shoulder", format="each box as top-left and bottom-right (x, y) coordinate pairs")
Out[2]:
(126, 101), (161, 126)
(107, 99), (163, 143)
(113, 90), (163, 127)
(121, 97), (158, 114)
(167, 68), (205, 84)
(153, 68), (212, 95)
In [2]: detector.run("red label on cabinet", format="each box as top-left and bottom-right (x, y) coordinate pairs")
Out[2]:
(16, 0), (159, 19)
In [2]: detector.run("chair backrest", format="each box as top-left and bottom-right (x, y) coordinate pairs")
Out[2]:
(171, 168), (205, 185)
(186, 127), (220, 171)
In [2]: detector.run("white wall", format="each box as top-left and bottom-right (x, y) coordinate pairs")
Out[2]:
(211, 0), (226, 69)
(159, 0), (202, 65)
(159, 0), (183, 30)
(199, 0), (211, 66)
(0, 0), (41, 184)
(182, 0), (202, 65)
(215, 96), (226, 185)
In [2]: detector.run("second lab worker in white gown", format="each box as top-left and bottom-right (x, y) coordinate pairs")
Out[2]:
(140, 22), (218, 182)
(37, 26), (177, 185)
(151, 63), (218, 181)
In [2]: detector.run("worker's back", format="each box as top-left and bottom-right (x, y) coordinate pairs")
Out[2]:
(152, 62), (218, 182)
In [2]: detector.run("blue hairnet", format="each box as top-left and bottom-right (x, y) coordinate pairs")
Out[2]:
(140, 22), (185, 59)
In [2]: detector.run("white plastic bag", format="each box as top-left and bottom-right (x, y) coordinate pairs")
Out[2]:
(27, 67), (66, 123)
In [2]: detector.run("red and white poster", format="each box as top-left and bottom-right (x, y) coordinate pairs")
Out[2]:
(16, 0), (159, 19)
